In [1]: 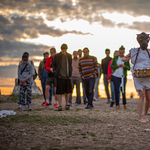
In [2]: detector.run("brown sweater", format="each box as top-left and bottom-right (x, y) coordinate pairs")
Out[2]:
(71, 58), (80, 78)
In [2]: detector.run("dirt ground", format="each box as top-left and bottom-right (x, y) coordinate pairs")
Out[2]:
(0, 95), (150, 150)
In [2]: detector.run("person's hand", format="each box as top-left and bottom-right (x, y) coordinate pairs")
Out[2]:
(50, 68), (54, 73)
(21, 78), (27, 83)
(122, 57), (131, 62)
(82, 76), (85, 79)
(23, 82), (27, 86)
(90, 75), (94, 78)
(117, 65), (121, 68)
(108, 80), (111, 83)
(121, 64), (125, 68)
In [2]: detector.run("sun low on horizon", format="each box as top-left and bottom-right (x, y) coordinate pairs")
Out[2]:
(0, 0), (150, 97)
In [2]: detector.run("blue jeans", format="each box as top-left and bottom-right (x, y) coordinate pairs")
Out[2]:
(69, 78), (81, 104)
(110, 82), (115, 101)
(81, 79), (87, 101)
(83, 77), (95, 107)
(112, 75), (127, 106)
(93, 77), (100, 100)
(41, 77), (52, 102)
(110, 82), (121, 102)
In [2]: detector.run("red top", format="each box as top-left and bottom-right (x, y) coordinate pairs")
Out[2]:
(107, 60), (113, 80)
(45, 56), (53, 71)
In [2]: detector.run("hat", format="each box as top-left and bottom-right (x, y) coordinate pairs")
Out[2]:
(61, 43), (68, 50)
(22, 54), (28, 60)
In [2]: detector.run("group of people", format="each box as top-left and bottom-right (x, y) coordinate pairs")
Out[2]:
(18, 32), (150, 123)
(38, 45), (101, 110)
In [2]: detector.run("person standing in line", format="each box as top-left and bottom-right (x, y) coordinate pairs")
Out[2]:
(79, 47), (99, 109)
(42, 48), (58, 108)
(107, 50), (120, 107)
(110, 46), (130, 109)
(93, 63), (102, 101)
(53, 44), (72, 111)
(18, 54), (33, 111)
(78, 49), (87, 104)
(101, 49), (112, 104)
(38, 52), (53, 105)
(68, 51), (81, 106)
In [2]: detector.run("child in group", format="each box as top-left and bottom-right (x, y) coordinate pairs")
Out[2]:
(18, 54), (33, 111)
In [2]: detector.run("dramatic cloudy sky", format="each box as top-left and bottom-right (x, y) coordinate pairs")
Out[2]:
(0, 0), (150, 95)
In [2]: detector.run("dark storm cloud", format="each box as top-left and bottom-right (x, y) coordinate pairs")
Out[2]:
(0, 15), (90, 41)
(0, 40), (50, 58)
(0, 0), (150, 34)
(117, 21), (150, 32)
(0, 65), (18, 78)
(0, 0), (150, 41)
(1, 0), (150, 18)
(127, 21), (150, 33)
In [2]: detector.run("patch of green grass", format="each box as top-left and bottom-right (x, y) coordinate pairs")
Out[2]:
(89, 133), (96, 137)
(0, 95), (43, 103)
(101, 141), (110, 144)
(93, 138), (98, 141)
(54, 138), (61, 142)
(69, 146), (86, 149)
(90, 118), (103, 123)
(32, 95), (44, 99)
(49, 148), (60, 150)
(5, 95), (19, 103)
(31, 146), (41, 150)
(105, 147), (116, 150)
(75, 108), (83, 111)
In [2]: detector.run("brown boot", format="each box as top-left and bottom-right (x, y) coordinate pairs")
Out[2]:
(124, 105), (127, 109)
(116, 105), (119, 109)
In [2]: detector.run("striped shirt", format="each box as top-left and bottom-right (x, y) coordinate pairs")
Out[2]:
(78, 56), (99, 78)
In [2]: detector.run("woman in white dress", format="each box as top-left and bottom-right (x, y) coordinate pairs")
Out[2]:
(122, 32), (150, 123)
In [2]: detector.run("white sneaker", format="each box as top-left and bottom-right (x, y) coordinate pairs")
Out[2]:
(28, 104), (32, 111)
(21, 105), (26, 111)
(18, 105), (22, 109)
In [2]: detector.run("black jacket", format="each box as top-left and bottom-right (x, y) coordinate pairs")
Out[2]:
(52, 52), (72, 78)
(101, 56), (112, 74)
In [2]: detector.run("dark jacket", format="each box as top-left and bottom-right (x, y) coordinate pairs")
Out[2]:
(101, 56), (112, 74)
(52, 52), (72, 78)
(38, 60), (45, 79)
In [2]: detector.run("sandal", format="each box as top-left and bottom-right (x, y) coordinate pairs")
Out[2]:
(58, 106), (62, 111)
(65, 105), (70, 110)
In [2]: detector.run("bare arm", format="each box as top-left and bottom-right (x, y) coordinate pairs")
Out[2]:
(121, 52), (131, 62)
